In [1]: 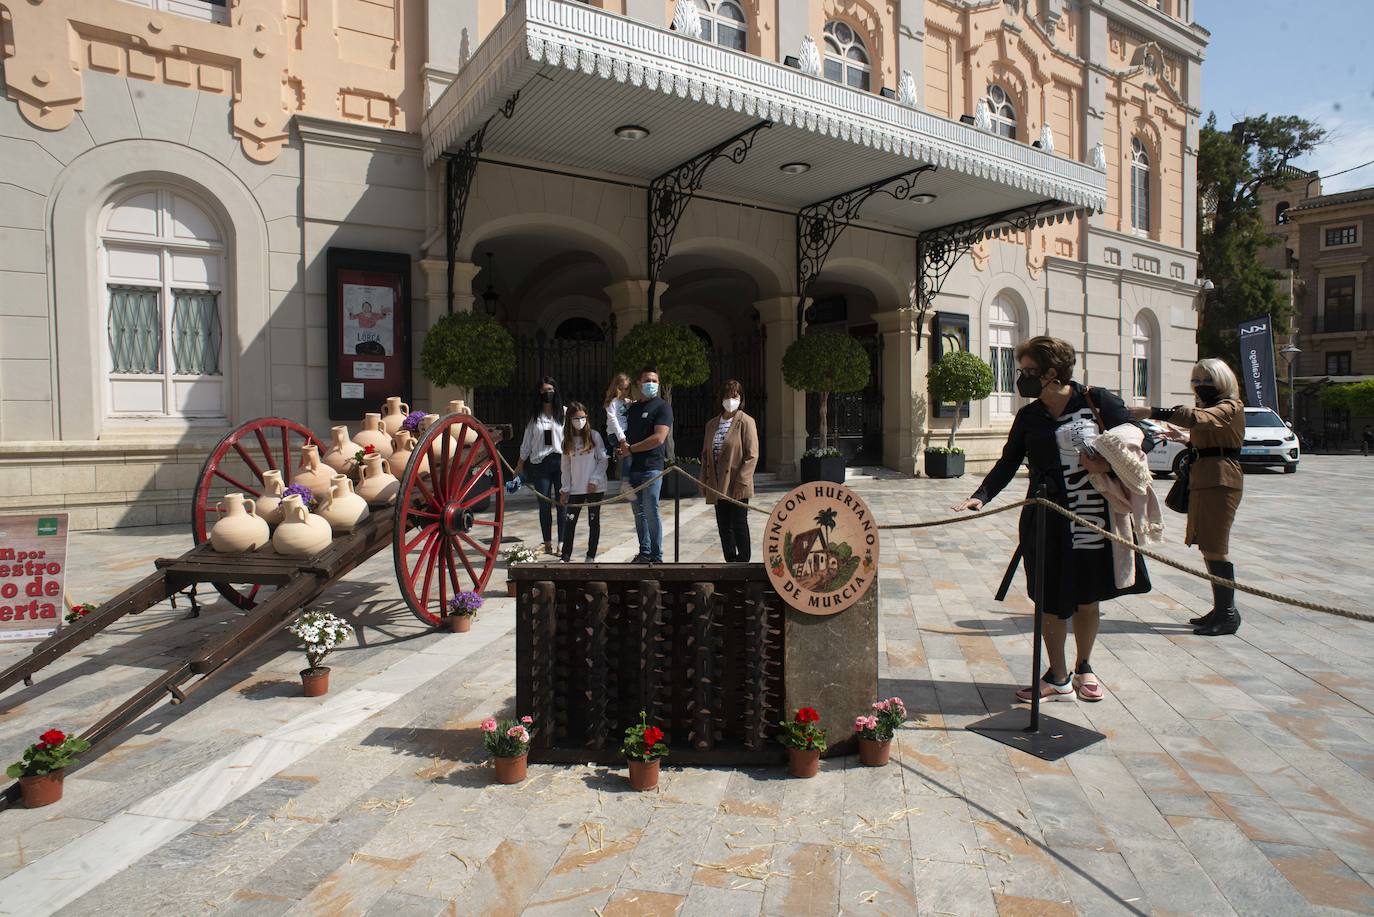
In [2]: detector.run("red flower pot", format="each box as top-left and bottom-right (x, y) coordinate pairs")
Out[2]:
(627, 758), (660, 791)
(445, 615), (472, 633)
(301, 667), (330, 697)
(494, 753), (528, 785)
(19, 770), (65, 808)
(787, 747), (821, 778)
(858, 738), (890, 767)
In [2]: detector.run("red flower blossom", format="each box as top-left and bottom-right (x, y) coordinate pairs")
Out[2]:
(795, 707), (819, 724)
(39, 729), (66, 746)
(364, 444), (376, 453)
(34, 742), (48, 752)
(643, 726), (664, 747)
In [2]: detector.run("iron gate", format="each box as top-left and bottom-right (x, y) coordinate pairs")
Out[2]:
(807, 329), (882, 465)
(671, 333), (767, 467)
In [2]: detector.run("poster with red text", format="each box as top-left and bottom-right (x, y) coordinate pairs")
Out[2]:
(0, 513), (68, 642)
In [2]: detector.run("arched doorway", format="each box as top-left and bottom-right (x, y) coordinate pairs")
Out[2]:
(803, 272), (885, 466)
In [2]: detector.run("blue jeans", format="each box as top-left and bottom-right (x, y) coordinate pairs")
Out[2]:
(627, 470), (663, 561)
(526, 454), (564, 547)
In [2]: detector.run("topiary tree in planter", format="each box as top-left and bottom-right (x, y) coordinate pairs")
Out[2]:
(925, 350), (994, 478)
(614, 321), (710, 460)
(420, 311), (516, 393)
(782, 331), (871, 484)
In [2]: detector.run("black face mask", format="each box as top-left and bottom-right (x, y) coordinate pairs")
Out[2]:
(541, 391), (556, 404)
(1194, 384), (1220, 404)
(1016, 373), (1044, 399)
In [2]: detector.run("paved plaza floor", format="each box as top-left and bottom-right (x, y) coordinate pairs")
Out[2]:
(2, 456), (1374, 916)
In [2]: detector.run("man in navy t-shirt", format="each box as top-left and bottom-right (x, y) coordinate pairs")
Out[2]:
(617, 366), (673, 562)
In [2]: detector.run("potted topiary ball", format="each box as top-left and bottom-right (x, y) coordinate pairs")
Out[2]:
(613, 321), (709, 496)
(782, 331), (871, 484)
(925, 350), (994, 479)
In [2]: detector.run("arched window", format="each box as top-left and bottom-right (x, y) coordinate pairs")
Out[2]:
(101, 188), (226, 420)
(987, 294), (1022, 419)
(823, 21), (871, 91)
(695, 0), (747, 51)
(1131, 137), (1151, 233)
(1275, 201), (1291, 225)
(984, 84), (1017, 139)
(554, 317), (605, 341)
(1131, 315), (1153, 406)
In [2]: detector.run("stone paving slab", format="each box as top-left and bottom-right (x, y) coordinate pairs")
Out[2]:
(0, 458), (1373, 914)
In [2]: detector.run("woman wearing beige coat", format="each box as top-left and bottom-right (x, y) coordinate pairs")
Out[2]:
(700, 380), (759, 562)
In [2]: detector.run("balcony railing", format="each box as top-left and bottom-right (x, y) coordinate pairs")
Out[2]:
(1310, 313), (1369, 334)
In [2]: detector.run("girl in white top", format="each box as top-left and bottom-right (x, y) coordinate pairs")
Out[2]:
(513, 377), (565, 554)
(603, 373), (633, 493)
(560, 401), (608, 562)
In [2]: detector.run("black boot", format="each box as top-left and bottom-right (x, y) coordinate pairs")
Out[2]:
(1189, 559), (1224, 625)
(1195, 560), (1241, 636)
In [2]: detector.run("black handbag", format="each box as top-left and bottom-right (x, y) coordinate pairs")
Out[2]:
(1165, 449), (1193, 514)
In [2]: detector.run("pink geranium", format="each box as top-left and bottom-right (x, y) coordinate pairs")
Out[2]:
(520, 715), (533, 725)
(480, 717), (498, 733)
(854, 698), (908, 742)
(872, 700), (890, 711)
(506, 725), (530, 743)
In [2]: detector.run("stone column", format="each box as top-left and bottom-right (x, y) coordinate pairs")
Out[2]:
(418, 258), (482, 408)
(1082, 2), (1110, 245)
(603, 280), (666, 342)
(873, 308), (923, 476)
(757, 296), (807, 480)
(776, 0), (811, 66)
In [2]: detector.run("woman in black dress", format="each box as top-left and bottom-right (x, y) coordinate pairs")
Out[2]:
(951, 336), (1150, 703)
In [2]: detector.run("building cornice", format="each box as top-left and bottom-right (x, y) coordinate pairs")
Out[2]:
(1093, 0), (1210, 60)
(294, 116), (422, 154)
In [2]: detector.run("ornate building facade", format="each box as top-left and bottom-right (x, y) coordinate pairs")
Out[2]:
(0, 0), (1207, 527)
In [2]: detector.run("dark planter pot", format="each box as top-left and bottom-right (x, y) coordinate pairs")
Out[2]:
(301, 667), (330, 697)
(799, 455), (846, 484)
(470, 468), (496, 514)
(660, 469), (700, 499)
(507, 580), (518, 598)
(924, 451), (965, 479)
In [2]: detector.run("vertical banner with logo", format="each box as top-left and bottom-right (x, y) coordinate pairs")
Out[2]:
(0, 513), (68, 642)
(1237, 316), (1278, 409)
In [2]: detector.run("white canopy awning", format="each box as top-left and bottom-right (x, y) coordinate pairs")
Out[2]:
(423, 0), (1107, 235)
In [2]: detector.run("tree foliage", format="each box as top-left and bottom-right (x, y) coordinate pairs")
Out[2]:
(613, 322), (710, 398)
(1321, 380), (1374, 417)
(420, 311), (516, 389)
(1197, 113), (1325, 362)
(782, 331), (871, 450)
(926, 350), (995, 450)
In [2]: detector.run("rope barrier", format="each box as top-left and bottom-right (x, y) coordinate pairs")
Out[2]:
(485, 447), (1367, 623)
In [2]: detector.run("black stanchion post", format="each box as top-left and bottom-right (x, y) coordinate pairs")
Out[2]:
(673, 471), (681, 563)
(1027, 482), (1047, 733)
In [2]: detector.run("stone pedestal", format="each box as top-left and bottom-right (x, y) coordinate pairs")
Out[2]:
(783, 587), (878, 757)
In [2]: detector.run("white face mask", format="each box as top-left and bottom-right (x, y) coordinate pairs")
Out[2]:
(572, 417), (587, 430)
(722, 398), (741, 413)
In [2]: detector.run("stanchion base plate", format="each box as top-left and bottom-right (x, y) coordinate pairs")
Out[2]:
(966, 709), (1105, 761)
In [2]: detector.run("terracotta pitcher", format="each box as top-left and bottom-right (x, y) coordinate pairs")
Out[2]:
(380, 397), (411, 436)
(322, 425), (362, 476)
(353, 412), (394, 459)
(355, 453), (400, 506)
(271, 494), (332, 557)
(445, 400), (481, 445)
(210, 492), (270, 553)
(255, 469), (286, 525)
(291, 444), (335, 499)
(389, 430), (417, 477)
(318, 475), (370, 533)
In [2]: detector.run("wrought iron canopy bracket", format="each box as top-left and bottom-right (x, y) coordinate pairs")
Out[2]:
(795, 165), (939, 333)
(442, 92), (521, 313)
(913, 199), (1068, 350)
(646, 120), (772, 321)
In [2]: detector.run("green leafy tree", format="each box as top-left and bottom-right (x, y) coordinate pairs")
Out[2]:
(420, 311), (516, 390)
(781, 331), (871, 451)
(1197, 114), (1325, 362)
(613, 321), (710, 458)
(814, 507), (838, 548)
(1322, 380), (1374, 417)
(926, 350), (994, 450)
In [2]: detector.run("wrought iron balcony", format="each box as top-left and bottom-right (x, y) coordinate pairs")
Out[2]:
(1310, 313), (1369, 334)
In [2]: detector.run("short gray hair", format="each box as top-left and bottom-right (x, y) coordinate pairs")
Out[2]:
(1194, 358), (1240, 401)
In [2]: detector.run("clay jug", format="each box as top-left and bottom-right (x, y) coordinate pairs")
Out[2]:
(291, 444), (335, 499)
(355, 453), (400, 506)
(445, 400), (481, 445)
(255, 470), (286, 525)
(380, 397), (411, 436)
(389, 430), (417, 477)
(271, 494), (333, 557)
(318, 475), (370, 533)
(353, 412), (394, 459)
(210, 492), (270, 553)
(424, 413), (462, 468)
(322, 425), (362, 476)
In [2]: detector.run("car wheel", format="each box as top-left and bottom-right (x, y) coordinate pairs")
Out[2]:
(1152, 470), (1172, 479)
(1172, 451), (1188, 476)
(1284, 463), (1297, 474)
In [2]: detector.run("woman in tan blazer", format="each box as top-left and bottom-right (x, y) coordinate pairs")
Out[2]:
(1131, 357), (1245, 636)
(701, 379), (759, 562)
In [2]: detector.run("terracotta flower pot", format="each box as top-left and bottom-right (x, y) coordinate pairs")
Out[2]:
(445, 614), (472, 633)
(301, 667), (330, 697)
(507, 580), (518, 598)
(494, 753), (528, 785)
(858, 737), (890, 767)
(19, 769), (64, 808)
(787, 747), (821, 778)
(627, 758), (660, 791)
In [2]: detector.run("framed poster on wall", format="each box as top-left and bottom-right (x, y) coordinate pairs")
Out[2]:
(327, 248), (412, 421)
(931, 311), (970, 419)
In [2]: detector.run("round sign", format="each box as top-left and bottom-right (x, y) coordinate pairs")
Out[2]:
(763, 481), (879, 616)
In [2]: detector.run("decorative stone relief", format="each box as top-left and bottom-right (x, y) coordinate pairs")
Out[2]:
(671, 0), (702, 39)
(799, 35), (823, 76)
(898, 70), (918, 107)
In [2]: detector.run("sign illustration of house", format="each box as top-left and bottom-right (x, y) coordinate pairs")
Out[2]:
(790, 528), (838, 578)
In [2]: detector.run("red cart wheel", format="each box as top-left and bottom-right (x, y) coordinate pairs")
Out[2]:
(193, 418), (323, 609)
(393, 414), (504, 626)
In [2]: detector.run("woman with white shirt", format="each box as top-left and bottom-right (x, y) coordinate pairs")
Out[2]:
(513, 376), (565, 555)
(559, 402), (608, 562)
(603, 373), (632, 491)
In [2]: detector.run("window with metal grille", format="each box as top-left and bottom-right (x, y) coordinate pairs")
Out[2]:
(1325, 225), (1358, 247)
(823, 21), (871, 91)
(1131, 138), (1151, 232)
(1132, 316), (1153, 405)
(1327, 352), (1351, 376)
(696, 0), (747, 51)
(987, 295), (1021, 419)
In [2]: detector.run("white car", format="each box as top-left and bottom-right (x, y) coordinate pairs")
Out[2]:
(1142, 408), (1300, 477)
